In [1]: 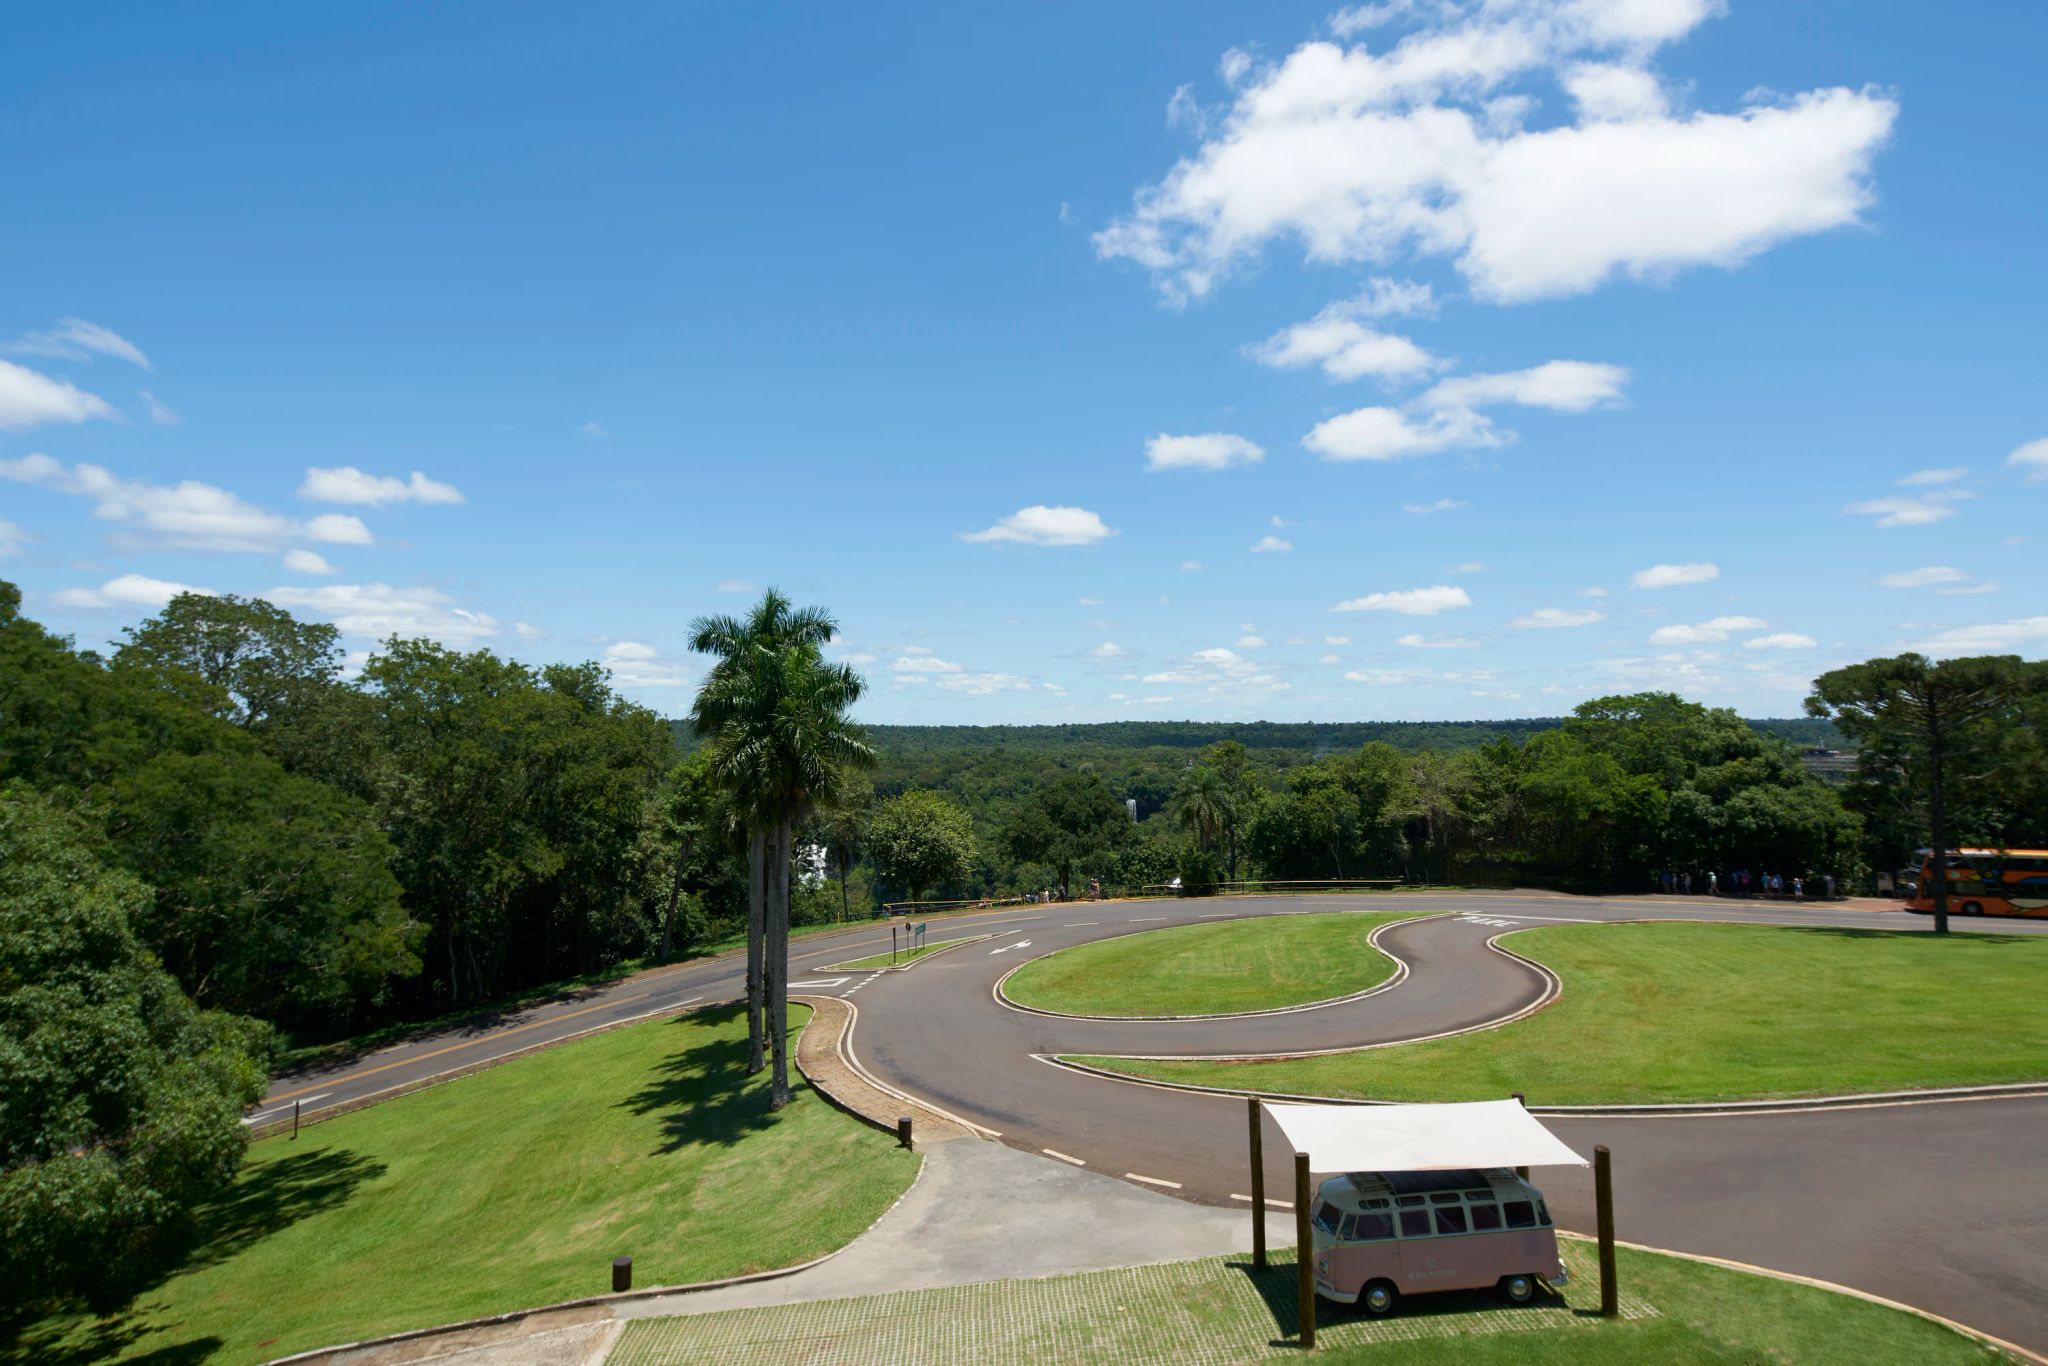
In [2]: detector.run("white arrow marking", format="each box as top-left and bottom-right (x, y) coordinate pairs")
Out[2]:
(989, 940), (1034, 954)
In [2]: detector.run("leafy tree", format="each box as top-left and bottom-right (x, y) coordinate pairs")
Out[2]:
(1168, 764), (1232, 853)
(868, 789), (976, 902)
(690, 591), (873, 1108)
(1807, 655), (2032, 932)
(0, 786), (270, 1313)
(1002, 770), (1128, 894)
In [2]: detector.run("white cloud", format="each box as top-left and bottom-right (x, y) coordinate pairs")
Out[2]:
(2007, 438), (2048, 482)
(1344, 668), (1422, 685)
(1397, 632), (1480, 648)
(1579, 585), (1609, 597)
(1332, 584), (1471, 615)
(1235, 633), (1268, 648)
(1939, 581), (1999, 597)
(715, 578), (756, 594)
(1306, 360), (1628, 462)
(1145, 432), (1265, 472)
(600, 639), (690, 688)
(139, 390), (178, 426)
(1743, 632), (1816, 650)
(1246, 288), (1441, 382)
(305, 513), (373, 546)
(9, 318), (151, 369)
(0, 361), (115, 430)
(0, 519), (25, 557)
(959, 505), (1117, 546)
(1180, 559), (1204, 572)
(1251, 534), (1293, 553)
(513, 622), (546, 640)
(604, 640), (659, 662)
(1140, 644), (1289, 696)
(0, 453), (370, 554)
(1512, 607), (1605, 628)
(299, 466), (465, 507)
(283, 548), (336, 576)
(1878, 566), (1968, 589)
(1318, 653), (1342, 664)
(1324, 634), (1350, 645)
(1090, 641), (1128, 658)
(51, 573), (213, 610)
(891, 654), (964, 674)
(1897, 467), (1965, 487)
(1650, 614), (1767, 644)
(1095, 5), (1894, 305)
(581, 421), (607, 438)
(935, 672), (1033, 696)
(1449, 560), (1486, 573)
(1079, 595), (1104, 606)
(263, 582), (500, 645)
(1843, 490), (1974, 528)
(1404, 497), (1467, 515)
(1631, 561), (1719, 589)
(1913, 616), (2048, 656)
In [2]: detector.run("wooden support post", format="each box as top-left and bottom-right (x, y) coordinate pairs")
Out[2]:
(1294, 1152), (1315, 1350)
(891, 923), (899, 964)
(1248, 1096), (1266, 1270)
(1512, 1093), (1527, 1179)
(292, 1099), (301, 1141)
(1595, 1144), (1618, 1317)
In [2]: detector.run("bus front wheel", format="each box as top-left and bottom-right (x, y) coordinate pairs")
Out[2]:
(1499, 1274), (1538, 1305)
(1960, 900), (1984, 916)
(1360, 1280), (1399, 1317)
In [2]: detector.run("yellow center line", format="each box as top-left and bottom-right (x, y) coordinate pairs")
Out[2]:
(265, 988), (656, 1103)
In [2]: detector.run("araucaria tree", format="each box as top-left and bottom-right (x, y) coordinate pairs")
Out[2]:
(689, 591), (873, 1109)
(1807, 654), (2033, 934)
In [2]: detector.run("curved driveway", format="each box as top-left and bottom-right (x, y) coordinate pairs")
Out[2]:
(266, 892), (2048, 1353)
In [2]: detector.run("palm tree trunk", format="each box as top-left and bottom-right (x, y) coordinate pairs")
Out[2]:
(768, 817), (793, 1110)
(746, 825), (766, 1075)
(659, 835), (692, 959)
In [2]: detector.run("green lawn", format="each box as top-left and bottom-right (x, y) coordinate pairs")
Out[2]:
(17, 1003), (918, 1366)
(1072, 922), (2048, 1104)
(608, 1239), (2007, 1365)
(1002, 912), (1414, 1017)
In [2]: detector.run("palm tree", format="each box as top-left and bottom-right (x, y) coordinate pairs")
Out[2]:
(690, 591), (873, 1108)
(1169, 764), (1232, 854)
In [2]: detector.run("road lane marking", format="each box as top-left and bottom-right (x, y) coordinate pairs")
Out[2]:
(264, 988), (659, 1102)
(244, 1092), (327, 1124)
(1198, 913), (1234, 918)
(1069, 921), (1099, 926)
(1230, 1193), (1293, 1208)
(789, 977), (852, 989)
(1132, 916), (1167, 922)
(1125, 1172), (1182, 1189)
(989, 940), (1034, 954)
(1041, 1148), (1087, 1166)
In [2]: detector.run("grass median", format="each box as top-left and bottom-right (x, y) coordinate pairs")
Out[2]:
(18, 1002), (918, 1365)
(824, 935), (989, 971)
(1002, 912), (1414, 1017)
(1070, 921), (2048, 1104)
(608, 1238), (2003, 1365)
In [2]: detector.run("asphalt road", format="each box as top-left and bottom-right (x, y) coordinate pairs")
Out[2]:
(263, 891), (2048, 1352)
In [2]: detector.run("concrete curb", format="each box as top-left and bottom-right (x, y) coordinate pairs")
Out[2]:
(264, 1007), (932, 1366)
(990, 912), (1434, 1022)
(1560, 1232), (2045, 1364)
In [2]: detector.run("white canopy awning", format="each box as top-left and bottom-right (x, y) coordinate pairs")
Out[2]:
(1262, 1099), (1588, 1173)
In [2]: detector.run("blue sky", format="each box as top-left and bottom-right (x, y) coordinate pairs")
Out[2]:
(3, 0), (2043, 723)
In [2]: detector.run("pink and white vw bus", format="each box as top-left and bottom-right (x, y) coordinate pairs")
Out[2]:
(1310, 1167), (1568, 1316)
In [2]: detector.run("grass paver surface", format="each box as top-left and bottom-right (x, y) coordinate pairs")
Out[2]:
(610, 1239), (2001, 1365)
(824, 935), (989, 971)
(1073, 922), (2048, 1103)
(1002, 912), (1413, 1017)
(16, 1003), (918, 1365)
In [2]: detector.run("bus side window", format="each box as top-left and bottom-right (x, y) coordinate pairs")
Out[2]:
(1469, 1202), (1502, 1231)
(1536, 1199), (1552, 1227)
(1504, 1200), (1537, 1228)
(1433, 1205), (1469, 1235)
(1398, 1209), (1432, 1238)
(1339, 1213), (1359, 1240)
(1354, 1212), (1394, 1242)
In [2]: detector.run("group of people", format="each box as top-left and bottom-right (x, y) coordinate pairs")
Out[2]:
(1655, 868), (1836, 900)
(1022, 879), (1107, 905)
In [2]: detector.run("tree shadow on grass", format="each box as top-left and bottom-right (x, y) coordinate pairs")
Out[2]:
(1225, 1255), (1555, 1348)
(0, 1147), (385, 1366)
(615, 1003), (798, 1156)
(1773, 925), (2039, 948)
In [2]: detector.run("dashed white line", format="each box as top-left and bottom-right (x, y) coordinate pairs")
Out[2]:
(1126, 1172), (1182, 1189)
(1070, 921), (1100, 926)
(1132, 916), (1167, 922)
(1042, 1148), (1088, 1166)
(1229, 1193), (1294, 1208)
(1198, 913), (1234, 919)
(244, 1092), (328, 1124)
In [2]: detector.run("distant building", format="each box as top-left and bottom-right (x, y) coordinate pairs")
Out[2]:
(1798, 747), (1859, 785)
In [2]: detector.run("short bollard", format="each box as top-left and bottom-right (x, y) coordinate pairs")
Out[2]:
(612, 1256), (632, 1293)
(897, 1116), (914, 1149)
